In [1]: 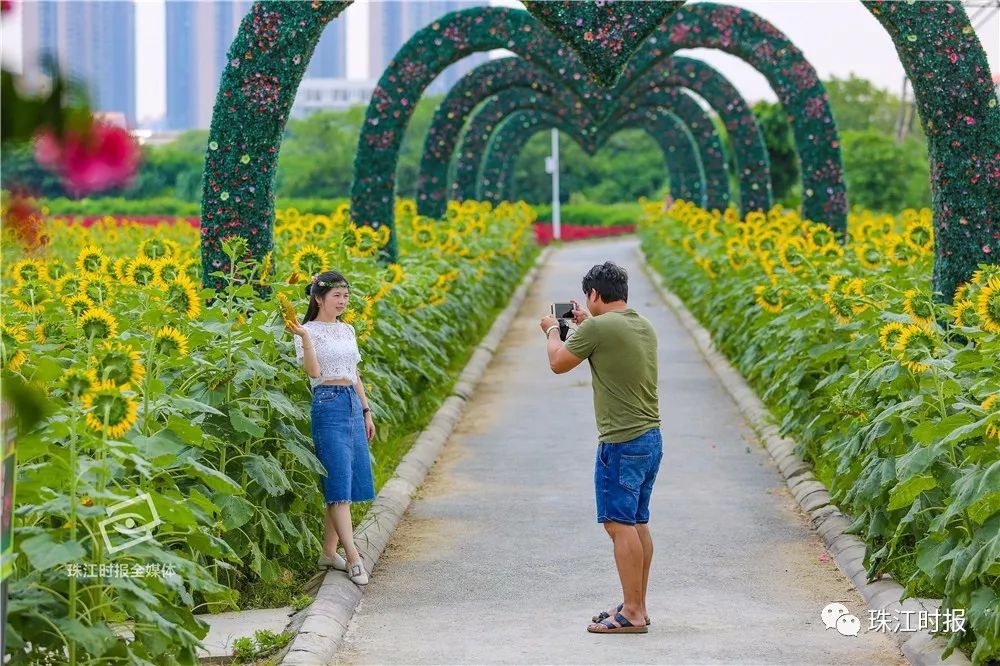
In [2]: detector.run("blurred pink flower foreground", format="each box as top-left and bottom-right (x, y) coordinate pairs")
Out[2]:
(33, 120), (141, 196)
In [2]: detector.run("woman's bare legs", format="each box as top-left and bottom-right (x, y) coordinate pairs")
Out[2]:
(330, 501), (362, 564)
(322, 502), (340, 558)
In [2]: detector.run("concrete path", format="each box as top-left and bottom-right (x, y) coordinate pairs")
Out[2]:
(335, 237), (906, 665)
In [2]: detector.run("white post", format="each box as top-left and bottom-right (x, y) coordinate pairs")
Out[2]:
(550, 128), (561, 241)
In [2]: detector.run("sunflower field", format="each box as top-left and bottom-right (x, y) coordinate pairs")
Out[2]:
(0, 198), (539, 663)
(639, 199), (1000, 664)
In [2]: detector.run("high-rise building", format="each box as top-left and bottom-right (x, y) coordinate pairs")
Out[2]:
(20, 0), (137, 126)
(165, 0), (252, 130)
(164, 1), (345, 129)
(307, 15), (347, 79)
(367, 1), (488, 94)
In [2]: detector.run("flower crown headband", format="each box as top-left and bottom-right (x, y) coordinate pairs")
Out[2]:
(311, 274), (349, 289)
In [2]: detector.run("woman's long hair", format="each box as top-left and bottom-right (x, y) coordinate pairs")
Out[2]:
(303, 270), (350, 324)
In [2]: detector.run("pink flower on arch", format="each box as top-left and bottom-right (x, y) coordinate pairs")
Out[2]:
(33, 120), (141, 196)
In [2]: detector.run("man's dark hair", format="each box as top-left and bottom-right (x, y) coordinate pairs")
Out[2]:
(581, 261), (628, 303)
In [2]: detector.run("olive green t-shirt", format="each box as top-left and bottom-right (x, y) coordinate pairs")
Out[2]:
(564, 307), (661, 444)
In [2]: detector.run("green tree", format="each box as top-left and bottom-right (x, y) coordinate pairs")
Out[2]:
(824, 73), (914, 136)
(841, 129), (930, 211)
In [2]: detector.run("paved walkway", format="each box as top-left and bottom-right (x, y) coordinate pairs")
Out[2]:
(335, 237), (906, 665)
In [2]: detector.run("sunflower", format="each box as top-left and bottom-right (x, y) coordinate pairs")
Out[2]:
(975, 276), (1000, 334)
(952, 299), (979, 328)
(76, 245), (109, 274)
(81, 379), (140, 439)
(9, 258), (46, 285)
(65, 293), (94, 319)
(128, 255), (162, 289)
(971, 265), (1000, 286)
(54, 273), (84, 296)
(903, 216), (934, 253)
(806, 225), (836, 250)
(437, 228), (462, 254)
(854, 242), (883, 271)
(777, 237), (809, 274)
(903, 289), (935, 326)
(822, 275), (856, 324)
(60, 367), (99, 400)
(45, 259), (69, 282)
(277, 292), (298, 328)
(155, 257), (186, 285)
(91, 340), (144, 387)
(953, 282), (970, 304)
(310, 216), (331, 238)
(291, 244), (329, 276)
(982, 394), (1000, 442)
(879, 322), (907, 352)
(154, 325), (190, 357)
(885, 234), (918, 266)
(139, 237), (170, 260)
(258, 251), (273, 286)
(350, 225), (382, 258)
(34, 319), (64, 344)
(896, 324), (936, 373)
(754, 281), (785, 314)
(385, 263), (405, 285)
(1, 322), (30, 372)
(411, 225), (436, 249)
(9, 281), (52, 314)
(162, 274), (202, 319)
(78, 307), (118, 339)
(110, 256), (131, 282)
(80, 273), (115, 305)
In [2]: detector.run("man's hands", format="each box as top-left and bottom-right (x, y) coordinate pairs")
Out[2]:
(570, 299), (590, 326)
(540, 314), (558, 335)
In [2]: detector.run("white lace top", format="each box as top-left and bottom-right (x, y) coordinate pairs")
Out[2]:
(293, 319), (362, 387)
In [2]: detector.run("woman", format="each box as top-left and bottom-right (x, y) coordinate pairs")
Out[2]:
(286, 269), (376, 586)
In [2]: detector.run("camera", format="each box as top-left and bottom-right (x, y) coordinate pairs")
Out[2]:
(551, 302), (575, 341)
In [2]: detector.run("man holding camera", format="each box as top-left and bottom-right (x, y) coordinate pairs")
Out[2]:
(540, 261), (662, 635)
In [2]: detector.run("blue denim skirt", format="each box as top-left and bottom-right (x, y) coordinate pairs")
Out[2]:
(310, 384), (376, 504)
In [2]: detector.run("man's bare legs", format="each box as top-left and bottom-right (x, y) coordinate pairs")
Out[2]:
(636, 523), (653, 617)
(594, 522), (654, 625)
(589, 521), (647, 628)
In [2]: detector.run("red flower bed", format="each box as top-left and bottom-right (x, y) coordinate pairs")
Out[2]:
(533, 222), (635, 245)
(63, 214), (200, 228)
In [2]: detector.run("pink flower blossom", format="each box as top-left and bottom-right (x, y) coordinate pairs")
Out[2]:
(34, 120), (141, 196)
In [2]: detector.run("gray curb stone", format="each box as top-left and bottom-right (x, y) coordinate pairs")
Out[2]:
(636, 248), (970, 666)
(279, 247), (553, 665)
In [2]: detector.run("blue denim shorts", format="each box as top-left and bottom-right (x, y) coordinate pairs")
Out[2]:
(310, 385), (376, 504)
(595, 427), (663, 525)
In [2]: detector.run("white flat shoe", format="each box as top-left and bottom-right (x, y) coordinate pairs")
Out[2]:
(347, 561), (369, 585)
(317, 551), (347, 571)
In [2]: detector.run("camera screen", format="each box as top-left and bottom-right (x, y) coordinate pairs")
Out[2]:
(552, 302), (575, 319)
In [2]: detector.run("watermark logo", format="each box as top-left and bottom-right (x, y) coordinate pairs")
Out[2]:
(822, 602), (967, 637)
(98, 493), (162, 554)
(822, 602), (860, 636)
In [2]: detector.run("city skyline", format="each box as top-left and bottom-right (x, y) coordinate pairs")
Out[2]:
(2, 0), (998, 129)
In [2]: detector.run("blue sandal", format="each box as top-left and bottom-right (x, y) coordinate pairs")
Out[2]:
(592, 603), (651, 626)
(587, 611), (648, 634)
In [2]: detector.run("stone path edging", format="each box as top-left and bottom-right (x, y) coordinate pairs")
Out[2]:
(279, 246), (553, 665)
(636, 246), (970, 666)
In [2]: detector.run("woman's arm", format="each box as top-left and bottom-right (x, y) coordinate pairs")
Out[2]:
(292, 327), (321, 378)
(354, 371), (375, 442)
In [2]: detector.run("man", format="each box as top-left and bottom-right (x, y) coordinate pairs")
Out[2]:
(539, 261), (662, 635)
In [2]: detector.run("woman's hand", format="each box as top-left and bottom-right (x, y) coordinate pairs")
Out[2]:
(286, 319), (307, 337)
(364, 412), (376, 442)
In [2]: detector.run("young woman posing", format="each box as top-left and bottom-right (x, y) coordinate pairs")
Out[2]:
(286, 270), (376, 585)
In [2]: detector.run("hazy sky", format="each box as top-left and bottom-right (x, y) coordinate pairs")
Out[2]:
(3, 0), (999, 125)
